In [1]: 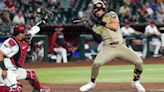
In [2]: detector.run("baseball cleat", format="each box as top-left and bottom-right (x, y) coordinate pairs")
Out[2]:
(40, 86), (51, 92)
(132, 81), (145, 92)
(79, 81), (95, 92)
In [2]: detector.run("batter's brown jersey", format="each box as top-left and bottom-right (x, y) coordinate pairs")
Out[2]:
(92, 11), (123, 45)
(91, 11), (143, 65)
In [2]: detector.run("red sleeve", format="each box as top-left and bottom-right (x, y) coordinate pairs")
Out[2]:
(51, 32), (60, 48)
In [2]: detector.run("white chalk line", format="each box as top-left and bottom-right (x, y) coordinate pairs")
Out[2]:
(114, 68), (164, 72)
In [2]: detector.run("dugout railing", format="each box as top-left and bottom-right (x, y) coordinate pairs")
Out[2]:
(79, 34), (153, 60)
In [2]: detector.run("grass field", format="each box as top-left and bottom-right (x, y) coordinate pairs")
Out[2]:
(34, 64), (164, 84)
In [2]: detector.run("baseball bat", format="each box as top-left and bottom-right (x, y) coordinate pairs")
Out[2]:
(73, 18), (87, 24)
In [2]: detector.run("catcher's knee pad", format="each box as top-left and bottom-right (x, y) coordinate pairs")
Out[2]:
(26, 70), (37, 80)
(0, 86), (10, 92)
(26, 70), (41, 90)
(0, 84), (23, 92)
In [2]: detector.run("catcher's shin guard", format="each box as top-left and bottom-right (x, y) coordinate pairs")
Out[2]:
(0, 86), (10, 92)
(26, 70), (41, 90)
(0, 84), (22, 92)
(133, 69), (143, 81)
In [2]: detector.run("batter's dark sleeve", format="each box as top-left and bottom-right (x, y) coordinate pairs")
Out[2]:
(81, 14), (103, 43)
(90, 30), (102, 43)
(84, 23), (102, 43)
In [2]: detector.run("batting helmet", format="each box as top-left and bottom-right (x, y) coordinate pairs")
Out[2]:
(93, 1), (106, 14)
(13, 25), (26, 36)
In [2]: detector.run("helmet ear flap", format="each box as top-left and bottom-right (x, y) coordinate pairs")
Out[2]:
(13, 30), (19, 36)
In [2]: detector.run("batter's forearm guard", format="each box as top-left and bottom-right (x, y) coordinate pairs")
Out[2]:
(0, 61), (7, 70)
(97, 21), (106, 26)
(91, 31), (102, 43)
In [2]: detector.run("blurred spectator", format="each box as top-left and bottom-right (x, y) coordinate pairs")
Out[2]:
(60, 0), (72, 11)
(156, 9), (164, 24)
(119, 3), (131, 17)
(0, 10), (11, 35)
(122, 11), (137, 23)
(157, 0), (164, 12)
(137, 4), (150, 23)
(35, 0), (45, 6)
(147, 0), (158, 13)
(121, 21), (143, 57)
(123, 0), (130, 5)
(144, 20), (162, 57)
(36, 40), (44, 61)
(0, 0), (6, 10)
(130, 0), (139, 14)
(121, 21), (142, 36)
(21, 0), (31, 13)
(0, 10), (11, 25)
(27, 11), (41, 25)
(12, 10), (25, 24)
(9, 6), (16, 20)
(48, 0), (57, 4)
(76, 3), (93, 26)
(0, 0), (164, 26)
(144, 4), (154, 16)
(130, 0), (139, 6)
(5, 0), (16, 11)
(31, 40), (44, 62)
(32, 41), (38, 62)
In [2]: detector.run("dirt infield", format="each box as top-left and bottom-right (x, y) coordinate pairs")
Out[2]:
(21, 57), (164, 92)
(21, 82), (164, 92)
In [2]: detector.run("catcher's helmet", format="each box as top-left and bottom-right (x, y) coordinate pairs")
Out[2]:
(93, 1), (106, 14)
(13, 25), (26, 36)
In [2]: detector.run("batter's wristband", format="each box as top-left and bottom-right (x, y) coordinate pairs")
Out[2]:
(0, 61), (7, 70)
(99, 21), (106, 26)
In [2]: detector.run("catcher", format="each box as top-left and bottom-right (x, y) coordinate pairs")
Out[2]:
(79, 1), (145, 92)
(0, 21), (50, 92)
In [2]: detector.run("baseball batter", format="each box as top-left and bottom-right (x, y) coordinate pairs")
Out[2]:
(80, 1), (145, 92)
(0, 22), (50, 92)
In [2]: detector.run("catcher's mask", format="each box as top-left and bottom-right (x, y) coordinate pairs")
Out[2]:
(13, 25), (32, 41)
(13, 25), (27, 36)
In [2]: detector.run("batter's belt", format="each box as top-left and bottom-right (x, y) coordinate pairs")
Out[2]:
(109, 41), (119, 45)
(104, 41), (123, 46)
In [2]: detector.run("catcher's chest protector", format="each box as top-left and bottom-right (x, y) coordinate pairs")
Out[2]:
(11, 37), (29, 67)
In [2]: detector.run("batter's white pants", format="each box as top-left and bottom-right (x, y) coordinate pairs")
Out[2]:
(53, 47), (68, 63)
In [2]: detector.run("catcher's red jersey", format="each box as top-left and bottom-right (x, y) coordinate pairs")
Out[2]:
(0, 37), (29, 67)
